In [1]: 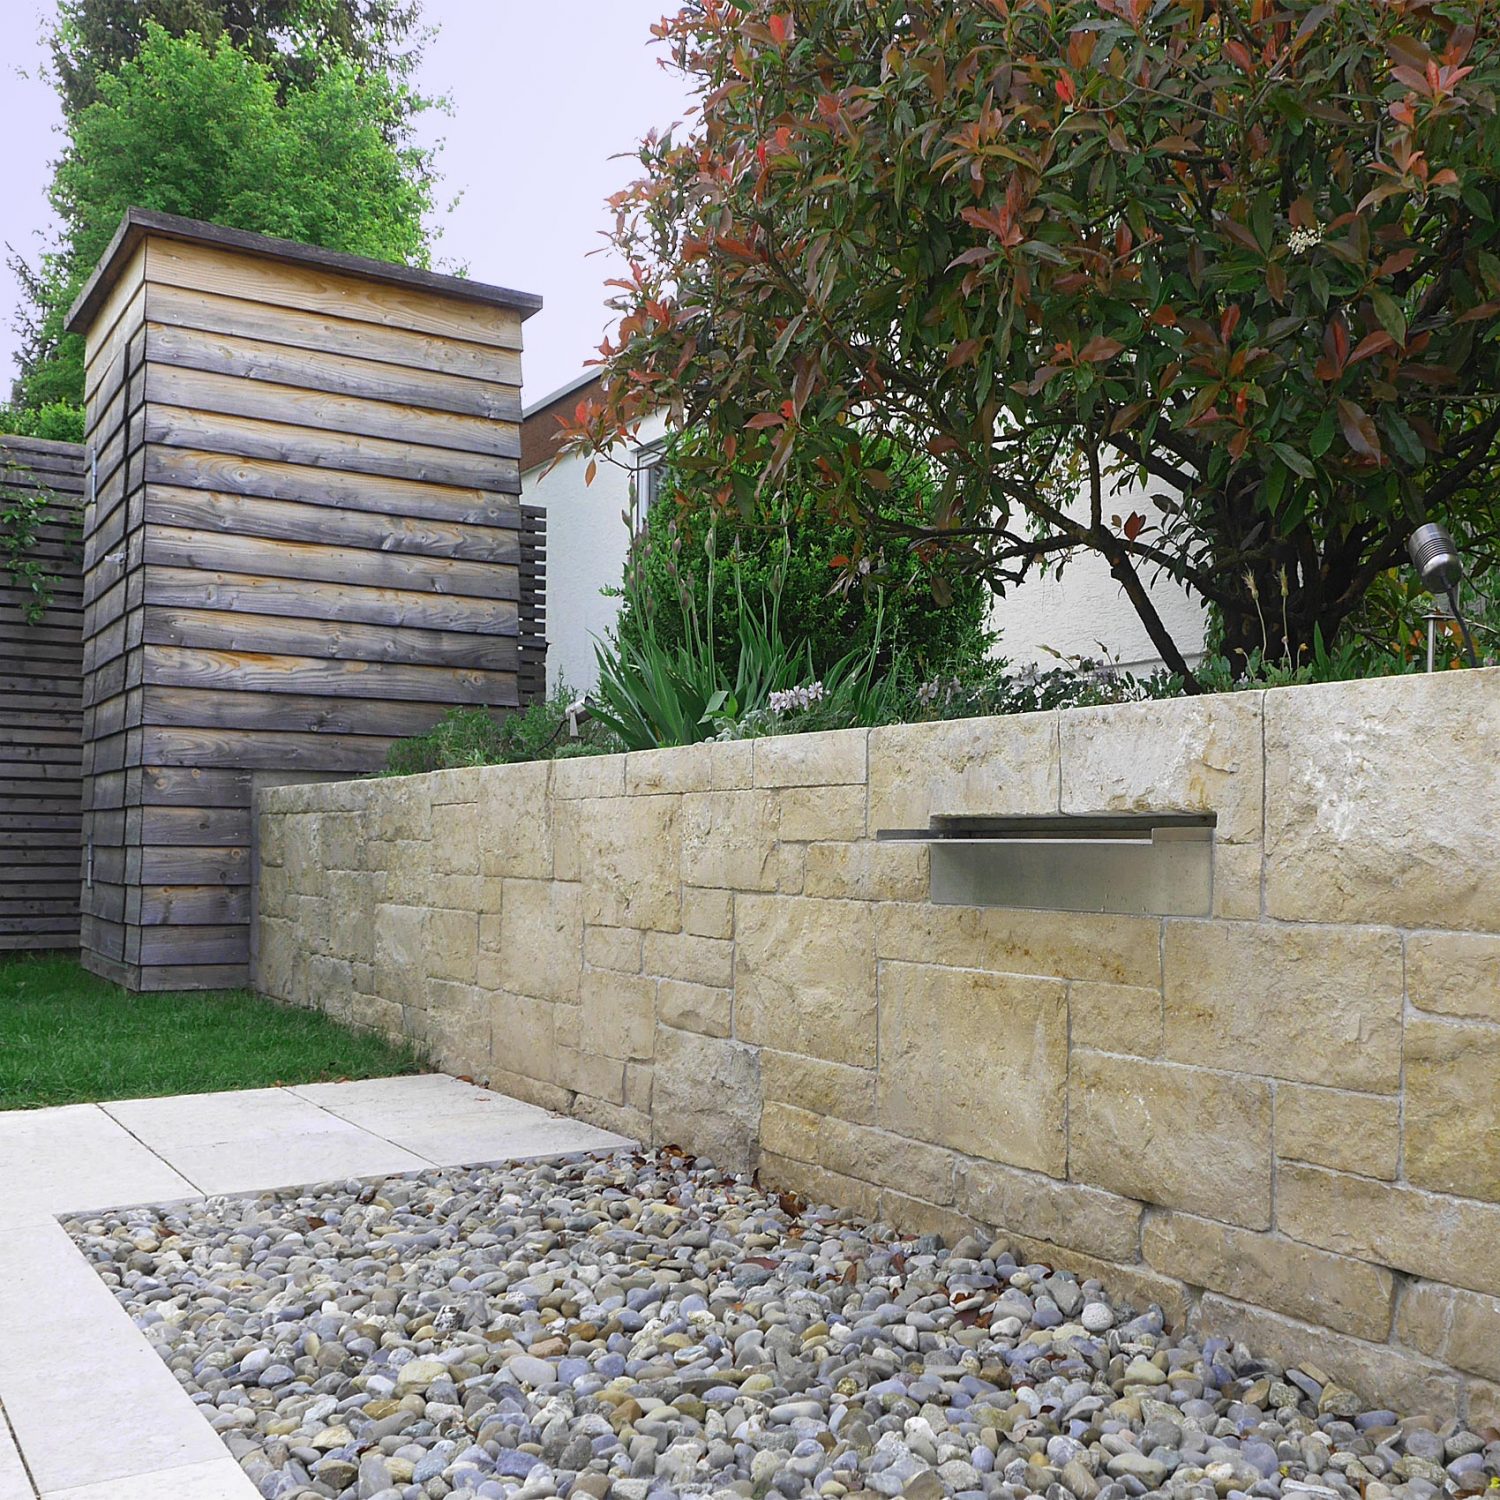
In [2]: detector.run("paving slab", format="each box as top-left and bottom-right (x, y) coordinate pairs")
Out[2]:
(0, 1074), (634, 1493)
(0, 1104), (197, 1225)
(0, 1402), (33, 1500)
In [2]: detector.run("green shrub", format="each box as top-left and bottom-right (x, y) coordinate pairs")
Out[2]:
(615, 434), (991, 679)
(383, 691), (612, 776)
(0, 402), (85, 444)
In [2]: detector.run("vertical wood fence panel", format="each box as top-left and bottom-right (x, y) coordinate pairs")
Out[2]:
(0, 435), (86, 952)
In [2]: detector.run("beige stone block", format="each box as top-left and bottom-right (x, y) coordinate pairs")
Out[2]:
(754, 728), (867, 788)
(429, 874), (480, 913)
(868, 711), (1058, 832)
(1394, 1280), (1453, 1365)
(556, 794), (681, 932)
(817, 1119), (957, 1204)
(1069, 1052), (1273, 1229)
(954, 1158), (1142, 1262)
(1061, 692), (1264, 844)
(352, 992), (404, 1037)
(708, 739), (755, 790)
(879, 1189), (976, 1246)
(424, 907), (478, 984)
(254, 915), (298, 1000)
(552, 753), (626, 799)
(1162, 921), (1402, 1092)
(552, 1000), (580, 1051)
(1404, 1017), (1500, 1201)
(1276, 1084), (1399, 1180)
(1264, 669), (1500, 928)
(642, 929), (734, 987)
(1196, 1292), (1462, 1419)
(318, 813), (364, 872)
(681, 885), (734, 939)
(1465, 1378), (1500, 1432)
(576, 1094), (651, 1143)
(373, 903), (427, 1007)
(776, 841), (806, 894)
(1407, 931), (1500, 1022)
(496, 879), (582, 1002)
(478, 909), (503, 956)
(280, 817), (326, 894)
(759, 1150), (882, 1221)
(657, 979), (731, 1038)
(1142, 1210), (1394, 1342)
(584, 924), (642, 973)
(557, 1045), (626, 1105)
(327, 871), (377, 963)
(427, 766), (483, 804)
(1277, 1163), (1500, 1297)
(625, 1059), (653, 1114)
(1211, 841), (1262, 920)
(761, 1101), (821, 1163)
(760, 1048), (876, 1126)
(778, 784), (866, 842)
(382, 839), (434, 905)
(430, 801), (480, 874)
(257, 813), (285, 868)
(302, 954), (353, 1023)
(1448, 1288), (1500, 1383)
(1070, 981), (1162, 1057)
(735, 894), (876, 1066)
(370, 781), (430, 843)
(410, 980), (488, 1076)
(652, 1027), (761, 1172)
(875, 902), (1160, 987)
(625, 744), (714, 795)
(478, 761), (553, 879)
(680, 789), (784, 892)
(581, 969), (657, 1061)
(878, 961), (1067, 1175)
(486, 1065), (572, 1115)
(803, 841), (928, 902)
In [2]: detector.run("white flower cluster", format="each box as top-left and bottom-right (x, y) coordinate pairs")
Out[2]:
(1286, 225), (1322, 255)
(768, 681), (826, 715)
(916, 675), (962, 707)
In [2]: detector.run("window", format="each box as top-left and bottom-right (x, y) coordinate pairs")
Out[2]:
(633, 440), (666, 531)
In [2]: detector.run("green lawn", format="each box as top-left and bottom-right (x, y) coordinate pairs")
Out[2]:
(0, 952), (425, 1110)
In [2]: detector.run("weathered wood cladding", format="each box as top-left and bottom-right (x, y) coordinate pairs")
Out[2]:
(0, 435), (86, 952)
(67, 209), (542, 989)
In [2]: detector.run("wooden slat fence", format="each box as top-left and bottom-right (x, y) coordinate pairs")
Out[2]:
(0, 435), (86, 952)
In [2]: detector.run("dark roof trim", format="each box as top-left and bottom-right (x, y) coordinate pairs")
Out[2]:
(65, 207), (543, 335)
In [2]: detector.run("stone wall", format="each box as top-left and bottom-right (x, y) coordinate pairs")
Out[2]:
(256, 669), (1500, 1422)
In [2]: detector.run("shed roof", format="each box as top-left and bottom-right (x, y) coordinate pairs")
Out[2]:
(65, 207), (543, 336)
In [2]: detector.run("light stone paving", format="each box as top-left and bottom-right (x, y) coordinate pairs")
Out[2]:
(0, 1074), (631, 1498)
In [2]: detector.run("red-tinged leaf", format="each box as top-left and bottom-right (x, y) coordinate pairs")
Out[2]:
(745, 411), (784, 429)
(1224, 39), (1254, 71)
(1228, 427), (1250, 460)
(1348, 330), (1396, 365)
(829, 554), (850, 569)
(585, 459), (597, 485)
(1123, 511), (1146, 541)
(1149, 305), (1178, 326)
(1456, 300), (1500, 324)
(1289, 195), (1317, 229)
(1266, 262), (1287, 304)
(1056, 70), (1076, 104)
(864, 468), (893, 491)
(946, 338), (981, 369)
(948, 246), (997, 270)
(1220, 305), (1241, 342)
(1378, 247), (1418, 278)
(927, 434), (960, 455)
(1336, 398), (1382, 460)
(1079, 335), (1125, 363)
(767, 12), (792, 46)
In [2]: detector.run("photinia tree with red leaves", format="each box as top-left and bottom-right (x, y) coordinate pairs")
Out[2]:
(565, 0), (1500, 683)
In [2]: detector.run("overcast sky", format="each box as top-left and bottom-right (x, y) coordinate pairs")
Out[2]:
(0, 1), (692, 405)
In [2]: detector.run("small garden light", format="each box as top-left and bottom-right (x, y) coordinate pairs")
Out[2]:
(1408, 523), (1480, 668)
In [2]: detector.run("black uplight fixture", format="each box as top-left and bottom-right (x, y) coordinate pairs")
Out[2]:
(1408, 522), (1480, 668)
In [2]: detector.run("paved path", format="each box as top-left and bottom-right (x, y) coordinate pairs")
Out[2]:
(0, 1075), (631, 1499)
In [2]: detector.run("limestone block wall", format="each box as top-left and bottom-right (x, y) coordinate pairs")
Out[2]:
(256, 669), (1500, 1421)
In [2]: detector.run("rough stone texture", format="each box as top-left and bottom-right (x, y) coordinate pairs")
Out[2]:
(1162, 921), (1404, 1091)
(877, 961), (1068, 1176)
(1069, 1052), (1273, 1228)
(257, 671), (1500, 1412)
(1402, 1017), (1500, 1200)
(1264, 669), (1500, 929)
(1275, 1082), (1400, 1180)
(651, 1026), (761, 1172)
(735, 895), (877, 1067)
(1406, 930), (1500, 1020)
(1141, 1209), (1395, 1341)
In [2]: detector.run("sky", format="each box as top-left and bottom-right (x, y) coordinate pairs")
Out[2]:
(0, 1), (692, 406)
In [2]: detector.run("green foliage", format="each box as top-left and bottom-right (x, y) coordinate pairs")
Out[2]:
(0, 482), (63, 626)
(617, 434), (991, 678)
(383, 693), (612, 776)
(47, 0), (424, 119)
(10, 19), (438, 421)
(0, 402), (85, 444)
(571, 0), (1500, 686)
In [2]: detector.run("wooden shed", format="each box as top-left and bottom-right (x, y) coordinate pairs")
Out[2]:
(65, 208), (544, 991)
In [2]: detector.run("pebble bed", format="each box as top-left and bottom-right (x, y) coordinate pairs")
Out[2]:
(64, 1150), (1497, 1500)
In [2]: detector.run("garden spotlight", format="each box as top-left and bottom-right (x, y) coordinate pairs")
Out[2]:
(1408, 523), (1479, 668)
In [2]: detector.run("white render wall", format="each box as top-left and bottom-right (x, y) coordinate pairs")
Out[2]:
(522, 409), (668, 694)
(523, 429), (1208, 687)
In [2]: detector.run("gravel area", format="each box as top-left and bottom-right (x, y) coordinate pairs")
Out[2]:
(64, 1149), (1498, 1500)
